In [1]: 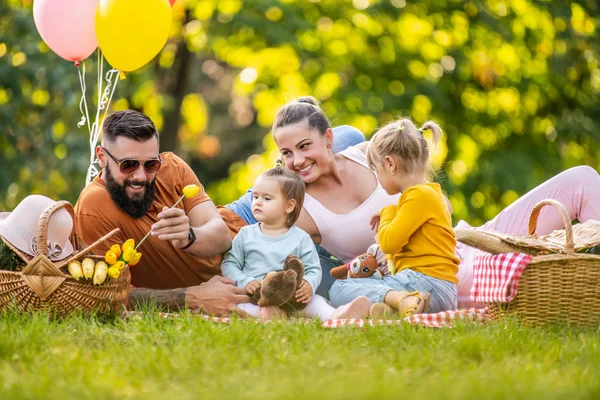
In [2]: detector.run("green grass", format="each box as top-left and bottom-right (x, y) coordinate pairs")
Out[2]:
(1, 309), (599, 399)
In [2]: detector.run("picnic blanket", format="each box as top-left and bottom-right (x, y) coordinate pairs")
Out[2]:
(124, 252), (531, 328)
(124, 308), (488, 328)
(470, 251), (533, 303)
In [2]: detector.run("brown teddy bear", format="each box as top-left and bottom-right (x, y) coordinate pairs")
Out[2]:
(249, 254), (307, 313)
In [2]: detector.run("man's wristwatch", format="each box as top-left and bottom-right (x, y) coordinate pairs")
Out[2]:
(181, 227), (196, 250)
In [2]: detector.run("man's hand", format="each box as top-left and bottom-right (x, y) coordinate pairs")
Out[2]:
(295, 280), (313, 304)
(185, 276), (250, 317)
(244, 280), (261, 295)
(370, 212), (381, 231)
(152, 206), (191, 249)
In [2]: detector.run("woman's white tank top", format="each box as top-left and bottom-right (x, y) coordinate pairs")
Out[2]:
(303, 146), (400, 263)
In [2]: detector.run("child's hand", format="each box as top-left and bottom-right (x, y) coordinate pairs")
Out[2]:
(244, 280), (261, 295)
(370, 212), (381, 231)
(295, 280), (313, 303)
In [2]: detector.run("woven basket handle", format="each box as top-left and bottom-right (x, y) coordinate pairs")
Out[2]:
(528, 199), (574, 253)
(36, 201), (75, 257)
(56, 228), (121, 269)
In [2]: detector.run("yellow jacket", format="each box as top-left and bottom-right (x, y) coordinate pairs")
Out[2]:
(377, 183), (459, 284)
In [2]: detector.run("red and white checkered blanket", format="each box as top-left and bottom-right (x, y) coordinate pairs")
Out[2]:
(125, 308), (488, 328)
(470, 251), (533, 303)
(322, 308), (488, 328)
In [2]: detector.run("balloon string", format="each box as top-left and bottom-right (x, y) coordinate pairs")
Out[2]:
(85, 51), (103, 185)
(76, 62), (91, 133)
(84, 51), (120, 186)
(96, 68), (120, 141)
(89, 50), (104, 159)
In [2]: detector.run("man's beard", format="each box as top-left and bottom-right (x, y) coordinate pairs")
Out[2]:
(105, 165), (156, 219)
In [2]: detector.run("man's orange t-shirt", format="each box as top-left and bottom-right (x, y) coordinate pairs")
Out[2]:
(74, 152), (246, 289)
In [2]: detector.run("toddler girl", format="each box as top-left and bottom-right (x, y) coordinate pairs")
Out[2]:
(332, 118), (459, 318)
(222, 165), (370, 320)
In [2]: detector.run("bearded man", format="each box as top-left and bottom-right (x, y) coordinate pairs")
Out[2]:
(75, 110), (249, 315)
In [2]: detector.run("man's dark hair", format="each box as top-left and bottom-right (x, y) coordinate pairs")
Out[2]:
(102, 110), (159, 143)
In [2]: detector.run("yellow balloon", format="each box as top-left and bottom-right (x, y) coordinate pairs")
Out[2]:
(96, 0), (172, 72)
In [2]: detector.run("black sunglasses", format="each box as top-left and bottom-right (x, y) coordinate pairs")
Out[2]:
(101, 146), (162, 175)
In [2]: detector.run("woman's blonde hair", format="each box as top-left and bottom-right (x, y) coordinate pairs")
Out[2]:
(261, 165), (306, 227)
(366, 118), (442, 177)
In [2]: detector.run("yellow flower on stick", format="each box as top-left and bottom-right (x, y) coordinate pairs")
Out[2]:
(182, 184), (200, 198)
(135, 184), (201, 251)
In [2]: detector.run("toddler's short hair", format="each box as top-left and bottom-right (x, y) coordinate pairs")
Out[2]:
(261, 165), (306, 227)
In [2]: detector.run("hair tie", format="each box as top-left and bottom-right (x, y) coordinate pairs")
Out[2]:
(275, 159), (283, 167)
(397, 122), (404, 133)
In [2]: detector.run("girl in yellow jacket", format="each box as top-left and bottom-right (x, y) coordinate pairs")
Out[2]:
(329, 118), (459, 318)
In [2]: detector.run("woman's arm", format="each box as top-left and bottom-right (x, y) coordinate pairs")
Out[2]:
(294, 208), (322, 244)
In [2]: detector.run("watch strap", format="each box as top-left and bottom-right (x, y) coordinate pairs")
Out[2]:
(181, 227), (196, 250)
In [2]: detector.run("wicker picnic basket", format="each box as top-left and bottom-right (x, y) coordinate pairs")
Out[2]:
(0, 201), (131, 316)
(456, 199), (600, 326)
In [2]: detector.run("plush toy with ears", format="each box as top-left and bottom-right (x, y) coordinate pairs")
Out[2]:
(249, 254), (307, 313)
(330, 244), (389, 280)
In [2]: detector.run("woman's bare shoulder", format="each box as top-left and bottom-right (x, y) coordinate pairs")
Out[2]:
(354, 141), (368, 153)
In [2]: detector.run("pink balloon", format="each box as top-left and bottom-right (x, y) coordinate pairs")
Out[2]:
(33, 0), (99, 62)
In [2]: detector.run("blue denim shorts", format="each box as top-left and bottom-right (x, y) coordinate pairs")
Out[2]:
(329, 269), (457, 313)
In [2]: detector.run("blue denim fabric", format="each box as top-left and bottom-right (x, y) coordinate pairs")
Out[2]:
(225, 125), (367, 226)
(331, 125), (366, 154)
(329, 269), (457, 313)
(315, 245), (343, 299)
(225, 189), (258, 225)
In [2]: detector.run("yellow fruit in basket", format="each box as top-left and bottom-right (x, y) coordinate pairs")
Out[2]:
(110, 244), (122, 258)
(93, 261), (108, 285)
(82, 257), (95, 280)
(105, 251), (117, 265)
(122, 239), (135, 253)
(122, 247), (137, 263)
(183, 184), (200, 198)
(107, 266), (121, 279)
(128, 252), (142, 267)
(67, 260), (84, 280)
(113, 260), (126, 271)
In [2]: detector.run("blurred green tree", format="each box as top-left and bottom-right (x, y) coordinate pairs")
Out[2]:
(1, 0), (598, 227)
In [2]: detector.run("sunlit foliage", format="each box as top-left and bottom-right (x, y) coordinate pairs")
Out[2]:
(1, 0), (598, 226)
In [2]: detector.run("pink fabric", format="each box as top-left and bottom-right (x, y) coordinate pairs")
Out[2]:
(470, 252), (533, 303)
(303, 146), (399, 263)
(456, 166), (600, 308)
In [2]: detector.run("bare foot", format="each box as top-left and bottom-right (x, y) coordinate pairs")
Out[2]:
(258, 306), (287, 322)
(330, 296), (371, 320)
